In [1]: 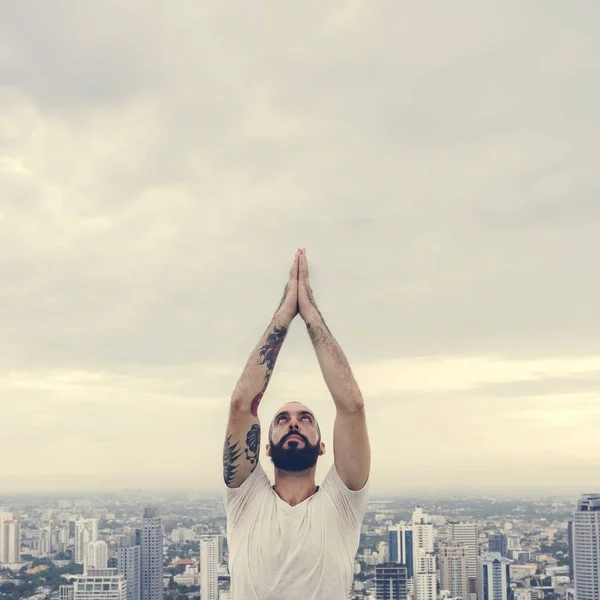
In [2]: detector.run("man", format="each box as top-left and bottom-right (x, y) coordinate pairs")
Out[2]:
(222, 248), (371, 600)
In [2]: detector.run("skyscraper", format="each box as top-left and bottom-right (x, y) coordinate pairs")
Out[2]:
(0, 517), (21, 564)
(413, 549), (436, 600)
(488, 533), (508, 558)
(39, 526), (52, 557)
(411, 508), (436, 600)
(412, 508), (434, 553)
(140, 509), (163, 600)
(389, 524), (414, 577)
(567, 520), (574, 581)
(446, 522), (478, 595)
(0, 512), (12, 564)
(73, 569), (127, 600)
(118, 545), (141, 600)
(478, 553), (510, 600)
(75, 520), (99, 565)
(200, 536), (219, 600)
(375, 563), (408, 600)
(572, 493), (600, 600)
(86, 540), (108, 572)
(439, 543), (469, 600)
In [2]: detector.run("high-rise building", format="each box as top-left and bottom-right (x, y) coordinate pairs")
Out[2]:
(73, 569), (127, 600)
(414, 549), (436, 600)
(439, 543), (469, 600)
(567, 520), (574, 581)
(0, 512), (12, 563)
(0, 518), (21, 564)
(410, 508), (435, 600)
(412, 508), (434, 553)
(75, 524), (91, 565)
(86, 540), (108, 572)
(200, 536), (219, 600)
(75, 520), (99, 565)
(572, 493), (600, 600)
(379, 541), (391, 563)
(39, 526), (52, 557)
(140, 508), (163, 600)
(375, 563), (408, 600)
(217, 535), (225, 564)
(118, 545), (141, 600)
(389, 524), (414, 578)
(446, 522), (478, 595)
(506, 535), (520, 550)
(489, 533), (508, 558)
(57, 524), (69, 554)
(478, 553), (510, 600)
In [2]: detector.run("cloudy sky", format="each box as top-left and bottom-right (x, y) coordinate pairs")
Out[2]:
(1, 1), (599, 496)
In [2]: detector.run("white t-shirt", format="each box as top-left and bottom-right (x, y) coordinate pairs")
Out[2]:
(223, 461), (369, 600)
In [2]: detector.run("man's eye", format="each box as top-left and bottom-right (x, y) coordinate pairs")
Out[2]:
(302, 415), (310, 421)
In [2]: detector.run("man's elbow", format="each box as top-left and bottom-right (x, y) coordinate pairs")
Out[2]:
(230, 395), (250, 413)
(335, 396), (365, 414)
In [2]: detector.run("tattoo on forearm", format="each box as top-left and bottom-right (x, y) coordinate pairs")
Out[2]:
(223, 435), (243, 486)
(250, 325), (288, 417)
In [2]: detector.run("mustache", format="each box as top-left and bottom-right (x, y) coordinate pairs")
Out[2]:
(281, 431), (309, 445)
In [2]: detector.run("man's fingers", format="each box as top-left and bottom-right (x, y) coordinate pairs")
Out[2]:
(289, 251), (299, 276)
(299, 248), (309, 282)
(289, 251), (300, 282)
(290, 253), (299, 287)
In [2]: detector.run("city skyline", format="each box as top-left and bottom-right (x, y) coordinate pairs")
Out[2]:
(2, 1), (600, 494)
(0, 493), (580, 599)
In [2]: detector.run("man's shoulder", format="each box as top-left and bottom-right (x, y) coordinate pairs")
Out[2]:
(223, 461), (272, 511)
(321, 462), (369, 495)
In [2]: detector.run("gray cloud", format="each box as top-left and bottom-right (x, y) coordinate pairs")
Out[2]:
(0, 2), (168, 108)
(1, 0), (600, 492)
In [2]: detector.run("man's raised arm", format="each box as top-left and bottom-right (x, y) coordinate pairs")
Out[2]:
(223, 251), (300, 488)
(297, 248), (371, 491)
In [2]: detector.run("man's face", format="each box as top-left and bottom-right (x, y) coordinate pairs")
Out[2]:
(267, 403), (322, 472)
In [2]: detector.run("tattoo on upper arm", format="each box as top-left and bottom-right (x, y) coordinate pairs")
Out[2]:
(250, 325), (288, 417)
(244, 424), (260, 465)
(223, 435), (243, 486)
(223, 425), (262, 485)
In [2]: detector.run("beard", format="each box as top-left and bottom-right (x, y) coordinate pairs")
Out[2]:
(269, 431), (321, 472)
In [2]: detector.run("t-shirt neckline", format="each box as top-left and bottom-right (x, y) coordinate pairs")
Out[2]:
(271, 485), (320, 510)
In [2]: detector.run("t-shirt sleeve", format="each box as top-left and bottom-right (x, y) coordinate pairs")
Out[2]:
(321, 463), (370, 536)
(222, 461), (271, 530)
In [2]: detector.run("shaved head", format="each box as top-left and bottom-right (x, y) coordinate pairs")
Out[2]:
(269, 402), (321, 440)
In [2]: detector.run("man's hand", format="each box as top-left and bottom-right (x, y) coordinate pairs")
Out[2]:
(298, 248), (321, 323)
(275, 250), (301, 324)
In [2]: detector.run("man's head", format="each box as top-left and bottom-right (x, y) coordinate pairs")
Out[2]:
(266, 402), (325, 472)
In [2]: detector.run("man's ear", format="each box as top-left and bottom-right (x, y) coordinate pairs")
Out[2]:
(265, 443), (271, 457)
(319, 442), (326, 456)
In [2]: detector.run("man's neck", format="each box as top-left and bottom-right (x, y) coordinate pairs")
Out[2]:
(272, 468), (319, 507)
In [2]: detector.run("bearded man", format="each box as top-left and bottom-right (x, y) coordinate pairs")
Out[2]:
(222, 248), (371, 600)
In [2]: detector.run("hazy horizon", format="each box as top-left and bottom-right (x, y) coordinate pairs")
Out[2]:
(1, 1), (600, 496)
